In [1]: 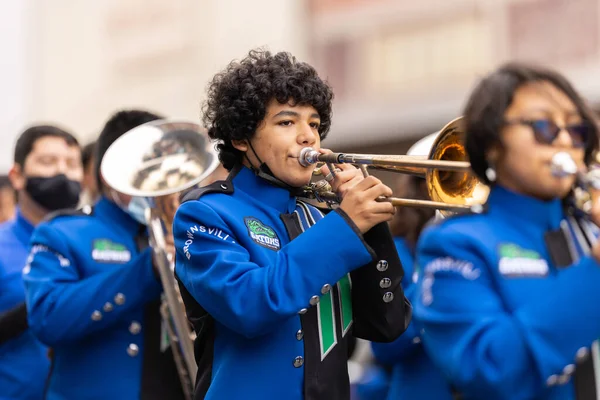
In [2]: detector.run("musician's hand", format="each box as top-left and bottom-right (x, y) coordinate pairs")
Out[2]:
(318, 149), (363, 199)
(339, 175), (395, 233)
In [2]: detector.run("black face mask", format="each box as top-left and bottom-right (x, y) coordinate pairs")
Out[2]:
(25, 174), (82, 211)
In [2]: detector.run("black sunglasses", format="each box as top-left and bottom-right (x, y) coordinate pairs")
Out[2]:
(503, 119), (591, 148)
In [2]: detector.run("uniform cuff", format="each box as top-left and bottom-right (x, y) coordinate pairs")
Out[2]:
(334, 208), (377, 261)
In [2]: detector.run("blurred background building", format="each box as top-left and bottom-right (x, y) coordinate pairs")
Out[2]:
(1, 0), (600, 182)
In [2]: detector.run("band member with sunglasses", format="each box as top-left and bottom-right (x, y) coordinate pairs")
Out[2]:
(172, 49), (411, 400)
(413, 63), (600, 400)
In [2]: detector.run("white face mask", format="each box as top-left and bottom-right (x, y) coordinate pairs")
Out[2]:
(126, 196), (150, 225)
(110, 190), (149, 225)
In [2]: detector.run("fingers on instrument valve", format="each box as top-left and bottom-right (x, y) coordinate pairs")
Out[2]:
(313, 162), (325, 176)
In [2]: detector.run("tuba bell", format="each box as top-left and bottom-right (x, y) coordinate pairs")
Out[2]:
(100, 119), (222, 400)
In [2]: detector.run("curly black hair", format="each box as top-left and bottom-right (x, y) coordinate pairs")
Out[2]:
(202, 49), (334, 170)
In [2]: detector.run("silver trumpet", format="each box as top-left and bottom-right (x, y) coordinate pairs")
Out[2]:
(551, 151), (600, 214)
(101, 120), (221, 400)
(551, 151), (600, 256)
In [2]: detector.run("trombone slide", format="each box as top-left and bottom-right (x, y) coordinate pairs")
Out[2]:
(313, 189), (474, 212)
(299, 148), (471, 172)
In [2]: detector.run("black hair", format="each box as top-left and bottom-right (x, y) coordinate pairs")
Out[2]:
(464, 62), (599, 185)
(202, 49), (334, 170)
(13, 125), (79, 167)
(94, 109), (163, 189)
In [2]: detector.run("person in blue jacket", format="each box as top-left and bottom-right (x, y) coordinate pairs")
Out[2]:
(23, 110), (186, 400)
(414, 62), (600, 400)
(173, 48), (412, 400)
(0, 124), (82, 400)
(368, 174), (454, 400)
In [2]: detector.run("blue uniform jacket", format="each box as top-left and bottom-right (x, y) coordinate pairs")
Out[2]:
(22, 197), (178, 400)
(371, 237), (454, 400)
(173, 165), (410, 400)
(414, 185), (600, 400)
(0, 209), (50, 400)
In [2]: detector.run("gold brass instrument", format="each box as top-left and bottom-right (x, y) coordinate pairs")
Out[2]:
(100, 120), (221, 400)
(299, 117), (490, 215)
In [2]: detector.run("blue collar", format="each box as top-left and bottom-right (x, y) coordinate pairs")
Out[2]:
(486, 185), (564, 230)
(232, 166), (298, 214)
(94, 196), (143, 235)
(12, 207), (35, 246)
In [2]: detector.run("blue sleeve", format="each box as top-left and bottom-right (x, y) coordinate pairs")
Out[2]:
(413, 225), (600, 400)
(174, 200), (375, 339)
(0, 252), (25, 313)
(23, 223), (162, 346)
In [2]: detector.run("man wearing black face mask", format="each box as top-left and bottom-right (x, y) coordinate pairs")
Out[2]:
(0, 124), (82, 400)
(22, 109), (186, 400)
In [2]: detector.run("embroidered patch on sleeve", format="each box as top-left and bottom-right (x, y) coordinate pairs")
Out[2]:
(497, 243), (549, 277)
(23, 244), (71, 274)
(181, 224), (234, 260)
(420, 257), (480, 306)
(244, 217), (281, 251)
(92, 239), (132, 263)
(423, 257), (480, 280)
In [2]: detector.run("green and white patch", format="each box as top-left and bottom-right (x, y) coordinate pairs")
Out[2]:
(244, 217), (281, 251)
(92, 239), (131, 263)
(497, 243), (548, 277)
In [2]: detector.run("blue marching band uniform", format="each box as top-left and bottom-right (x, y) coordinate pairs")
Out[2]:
(0, 209), (50, 400)
(173, 164), (411, 399)
(8, 158), (600, 400)
(10, 174), (600, 400)
(12, 176), (600, 400)
(22, 198), (184, 399)
(370, 236), (454, 400)
(413, 185), (600, 400)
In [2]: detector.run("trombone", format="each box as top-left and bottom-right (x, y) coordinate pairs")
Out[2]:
(299, 117), (490, 215)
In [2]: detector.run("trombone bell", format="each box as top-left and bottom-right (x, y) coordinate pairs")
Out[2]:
(426, 117), (489, 215)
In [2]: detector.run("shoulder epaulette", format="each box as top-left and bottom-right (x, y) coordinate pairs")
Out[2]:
(43, 204), (94, 223)
(180, 180), (234, 204)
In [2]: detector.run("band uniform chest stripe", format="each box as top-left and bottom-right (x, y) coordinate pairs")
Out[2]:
(297, 201), (316, 229)
(297, 201), (352, 336)
(317, 283), (337, 360)
(337, 275), (353, 336)
(294, 203), (353, 361)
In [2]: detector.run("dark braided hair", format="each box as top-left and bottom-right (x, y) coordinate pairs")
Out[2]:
(202, 49), (334, 170)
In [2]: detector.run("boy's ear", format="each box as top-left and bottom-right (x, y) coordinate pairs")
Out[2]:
(231, 140), (249, 152)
